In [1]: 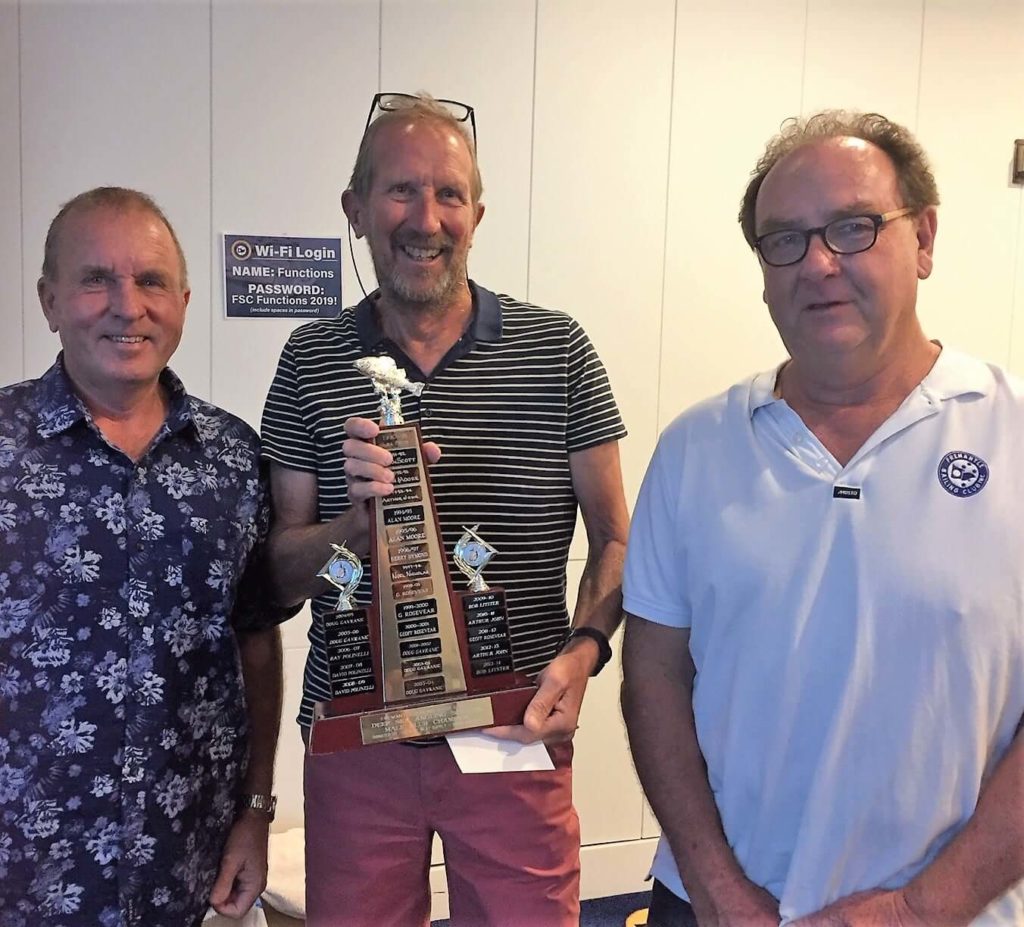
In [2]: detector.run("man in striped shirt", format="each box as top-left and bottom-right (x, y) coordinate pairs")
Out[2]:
(261, 93), (629, 926)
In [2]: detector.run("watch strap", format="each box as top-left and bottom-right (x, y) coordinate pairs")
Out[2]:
(564, 626), (612, 676)
(240, 792), (277, 820)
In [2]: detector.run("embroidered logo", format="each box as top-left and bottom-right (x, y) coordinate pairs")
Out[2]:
(937, 451), (989, 497)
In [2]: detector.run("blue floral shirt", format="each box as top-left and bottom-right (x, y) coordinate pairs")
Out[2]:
(0, 358), (283, 927)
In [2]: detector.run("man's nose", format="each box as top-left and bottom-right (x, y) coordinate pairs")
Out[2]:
(111, 279), (146, 318)
(409, 193), (441, 234)
(799, 232), (841, 278)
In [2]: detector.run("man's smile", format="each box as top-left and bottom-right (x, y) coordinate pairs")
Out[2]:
(399, 244), (443, 262)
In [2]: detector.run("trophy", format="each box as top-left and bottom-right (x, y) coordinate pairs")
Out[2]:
(316, 544), (375, 699)
(308, 356), (536, 753)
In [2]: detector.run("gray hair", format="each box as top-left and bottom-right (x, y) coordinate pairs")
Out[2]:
(42, 186), (188, 288)
(348, 93), (482, 203)
(739, 110), (940, 248)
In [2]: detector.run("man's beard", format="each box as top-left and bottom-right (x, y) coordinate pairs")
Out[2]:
(370, 237), (468, 307)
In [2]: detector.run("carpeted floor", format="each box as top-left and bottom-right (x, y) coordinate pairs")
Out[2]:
(432, 890), (650, 927)
(579, 891), (649, 926)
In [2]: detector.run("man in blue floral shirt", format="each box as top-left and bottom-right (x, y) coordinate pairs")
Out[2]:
(0, 187), (285, 927)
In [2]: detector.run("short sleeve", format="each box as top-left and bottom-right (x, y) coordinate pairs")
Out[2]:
(230, 459), (300, 633)
(565, 320), (627, 452)
(622, 424), (692, 628)
(261, 337), (318, 473)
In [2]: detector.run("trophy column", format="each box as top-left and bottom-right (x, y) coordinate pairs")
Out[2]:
(372, 424), (467, 704)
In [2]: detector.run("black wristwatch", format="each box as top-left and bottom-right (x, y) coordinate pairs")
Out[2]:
(240, 793), (277, 821)
(563, 626), (613, 676)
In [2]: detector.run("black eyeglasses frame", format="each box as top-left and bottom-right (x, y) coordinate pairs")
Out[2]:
(754, 207), (915, 267)
(362, 92), (477, 153)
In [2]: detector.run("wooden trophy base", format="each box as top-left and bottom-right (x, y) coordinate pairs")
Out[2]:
(308, 682), (536, 753)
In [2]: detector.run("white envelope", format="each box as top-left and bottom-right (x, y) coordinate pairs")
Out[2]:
(445, 731), (555, 773)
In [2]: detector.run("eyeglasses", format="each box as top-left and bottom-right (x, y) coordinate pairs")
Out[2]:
(363, 92), (477, 152)
(754, 207), (914, 267)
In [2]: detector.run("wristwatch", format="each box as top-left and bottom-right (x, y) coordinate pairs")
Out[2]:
(563, 626), (613, 677)
(240, 793), (277, 821)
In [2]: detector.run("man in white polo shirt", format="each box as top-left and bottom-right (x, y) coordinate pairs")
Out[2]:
(621, 111), (1024, 927)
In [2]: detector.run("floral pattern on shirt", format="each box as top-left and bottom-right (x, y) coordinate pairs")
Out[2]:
(0, 358), (282, 927)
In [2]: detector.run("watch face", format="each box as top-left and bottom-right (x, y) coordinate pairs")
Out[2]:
(244, 794), (276, 818)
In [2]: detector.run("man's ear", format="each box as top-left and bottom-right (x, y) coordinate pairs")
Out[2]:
(915, 205), (938, 280)
(466, 201), (485, 250)
(37, 276), (59, 333)
(341, 189), (365, 239)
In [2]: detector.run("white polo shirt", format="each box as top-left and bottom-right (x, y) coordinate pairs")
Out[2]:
(623, 348), (1024, 925)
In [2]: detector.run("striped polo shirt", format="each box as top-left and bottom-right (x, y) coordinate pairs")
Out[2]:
(262, 281), (626, 726)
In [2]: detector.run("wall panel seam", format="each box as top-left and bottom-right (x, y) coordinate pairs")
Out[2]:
(525, 0), (539, 304)
(799, 0), (809, 114)
(17, 0), (25, 382)
(655, 0), (679, 439)
(1009, 188), (1023, 370)
(914, 0), (926, 130)
(208, 0), (215, 403)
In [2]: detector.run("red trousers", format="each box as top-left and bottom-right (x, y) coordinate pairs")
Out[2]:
(303, 740), (580, 927)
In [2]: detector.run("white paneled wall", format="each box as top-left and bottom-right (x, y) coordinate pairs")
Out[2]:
(532, 0), (674, 577)
(660, 2), (803, 427)
(4, 0), (1024, 912)
(917, 0), (1024, 366)
(210, 1), (379, 425)
(381, 0), (536, 300)
(17, 2), (212, 396)
(802, 0), (923, 125)
(531, 0), (674, 510)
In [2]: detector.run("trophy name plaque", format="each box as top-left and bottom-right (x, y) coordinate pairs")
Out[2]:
(309, 356), (535, 753)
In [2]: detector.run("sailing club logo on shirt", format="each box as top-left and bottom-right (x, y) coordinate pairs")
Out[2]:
(937, 450), (989, 497)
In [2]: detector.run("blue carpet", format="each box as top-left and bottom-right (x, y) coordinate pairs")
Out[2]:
(580, 891), (649, 925)
(432, 890), (649, 926)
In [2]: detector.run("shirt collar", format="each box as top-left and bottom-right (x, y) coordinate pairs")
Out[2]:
(354, 279), (503, 352)
(917, 345), (992, 402)
(35, 354), (199, 441)
(746, 345), (991, 420)
(748, 364), (786, 417)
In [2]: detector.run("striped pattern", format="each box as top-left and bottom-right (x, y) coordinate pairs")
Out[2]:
(262, 287), (626, 725)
